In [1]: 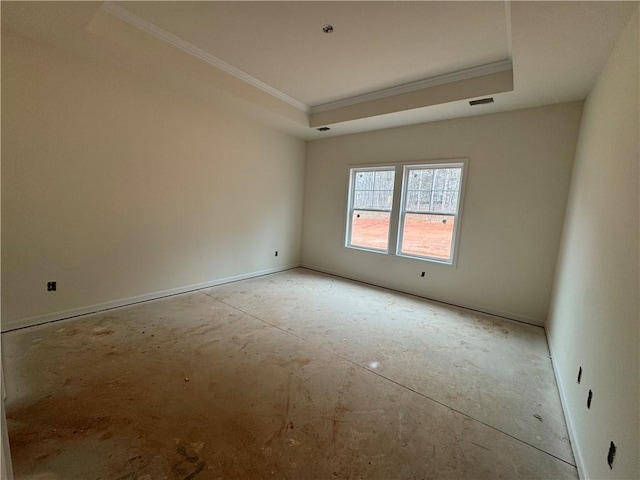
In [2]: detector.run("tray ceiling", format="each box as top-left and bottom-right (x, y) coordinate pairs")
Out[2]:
(1, 1), (637, 139)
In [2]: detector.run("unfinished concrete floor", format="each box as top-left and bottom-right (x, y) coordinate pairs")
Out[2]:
(3, 268), (577, 479)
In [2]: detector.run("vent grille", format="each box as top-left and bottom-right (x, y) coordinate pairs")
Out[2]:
(469, 97), (494, 106)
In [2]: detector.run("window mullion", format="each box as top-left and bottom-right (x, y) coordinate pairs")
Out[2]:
(387, 165), (404, 255)
(345, 169), (357, 247)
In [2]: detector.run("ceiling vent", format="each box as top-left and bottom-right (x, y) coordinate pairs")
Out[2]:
(469, 97), (494, 106)
(317, 127), (331, 132)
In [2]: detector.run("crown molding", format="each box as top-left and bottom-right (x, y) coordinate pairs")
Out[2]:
(310, 60), (513, 114)
(505, 1), (514, 60)
(101, 2), (310, 113)
(101, 2), (512, 125)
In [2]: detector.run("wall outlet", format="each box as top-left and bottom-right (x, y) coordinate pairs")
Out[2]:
(607, 441), (616, 469)
(47, 281), (56, 292)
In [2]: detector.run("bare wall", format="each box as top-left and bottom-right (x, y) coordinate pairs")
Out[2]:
(547, 7), (639, 479)
(1, 31), (305, 329)
(303, 103), (582, 324)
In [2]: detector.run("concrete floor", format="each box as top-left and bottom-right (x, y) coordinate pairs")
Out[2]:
(2, 268), (577, 479)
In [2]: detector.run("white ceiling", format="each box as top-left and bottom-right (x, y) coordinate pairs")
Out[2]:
(2, 1), (638, 140)
(114, 1), (511, 107)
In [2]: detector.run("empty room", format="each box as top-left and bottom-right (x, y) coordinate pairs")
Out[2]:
(1, 1), (638, 479)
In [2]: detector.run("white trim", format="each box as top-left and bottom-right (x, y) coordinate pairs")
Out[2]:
(0, 265), (299, 333)
(301, 264), (545, 327)
(101, 2), (310, 113)
(504, 1), (514, 61)
(310, 60), (513, 114)
(548, 341), (587, 479)
(1, 368), (14, 480)
(350, 207), (393, 214)
(388, 165), (405, 255)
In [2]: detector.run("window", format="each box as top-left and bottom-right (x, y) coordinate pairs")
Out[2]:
(346, 167), (395, 251)
(345, 160), (466, 265)
(399, 164), (463, 262)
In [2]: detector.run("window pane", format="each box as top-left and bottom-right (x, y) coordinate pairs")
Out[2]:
(407, 170), (421, 190)
(400, 214), (455, 260)
(353, 190), (372, 209)
(374, 190), (393, 209)
(352, 169), (395, 211)
(419, 190), (431, 211)
(420, 169), (434, 189)
(350, 210), (390, 251)
(406, 190), (419, 210)
(431, 191), (443, 211)
(355, 171), (373, 190)
(442, 191), (459, 213)
(374, 170), (395, 190)
(405, 167), (462, 213)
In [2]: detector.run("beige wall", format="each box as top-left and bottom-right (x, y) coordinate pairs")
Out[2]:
(303, 102), (582, 325)
(1, 32), (305, 329)
(547, 8), (639, 480)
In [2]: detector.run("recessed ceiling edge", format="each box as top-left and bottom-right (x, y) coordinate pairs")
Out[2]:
(101, 1), (311, 113)
(310, 68), (514, 128)
(310, 60), (513, 114)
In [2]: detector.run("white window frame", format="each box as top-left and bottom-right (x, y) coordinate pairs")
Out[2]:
(345, 159), (468, 266)
(397, 161), (466, 265)
(345, 166), (396, 253)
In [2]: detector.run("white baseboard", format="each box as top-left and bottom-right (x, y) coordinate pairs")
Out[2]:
(1, 265), (299, 333)
(1, 366), (14, 480)
(301, 263), (545, 327)
(548, 341), (586, 479)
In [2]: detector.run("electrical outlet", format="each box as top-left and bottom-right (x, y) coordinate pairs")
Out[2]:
(607, 441), (616, 469)
(47, 281), (56, 292)
(577, 366), (582, 384)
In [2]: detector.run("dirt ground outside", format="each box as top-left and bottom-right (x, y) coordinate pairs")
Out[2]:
(351, 212), (455, 260)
